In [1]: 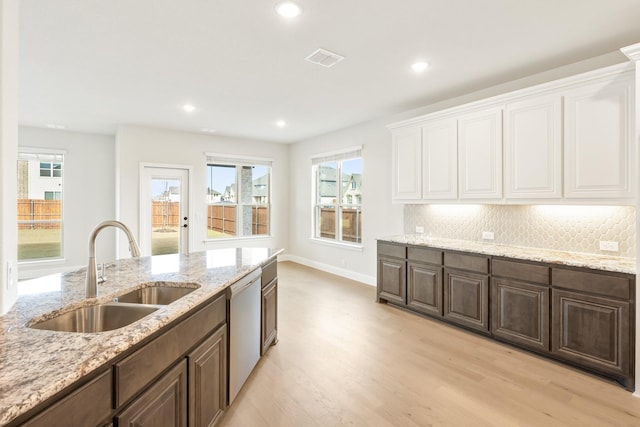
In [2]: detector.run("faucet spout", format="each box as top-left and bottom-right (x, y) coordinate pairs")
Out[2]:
(85, 220), (141, 298)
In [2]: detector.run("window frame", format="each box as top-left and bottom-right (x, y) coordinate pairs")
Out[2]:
(311, 146), (362, 248)
(17, 149), (65, 263)
(205, 154), (273, 241)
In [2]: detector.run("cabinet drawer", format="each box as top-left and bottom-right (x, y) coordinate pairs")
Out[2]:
(115, 293), (226, 407)
(444, 252), (489, 274)
(552, 268), (631, 300)
(378, 242), (406, 259)
(23, 370), (112, 427)
(407, 247), (442, 265)
(261, 259), (277, 287)
(492, 259), (549, 285)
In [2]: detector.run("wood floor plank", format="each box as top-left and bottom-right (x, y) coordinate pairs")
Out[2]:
(220, 262), (640, 427)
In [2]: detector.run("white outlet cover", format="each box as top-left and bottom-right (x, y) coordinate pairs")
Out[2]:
(415, 226), (424, 234)
(599, 241), (619, 252)
(482, 231), (494, 240)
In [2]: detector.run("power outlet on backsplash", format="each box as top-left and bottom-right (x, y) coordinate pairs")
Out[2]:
(415, 226), (424, 235)
(482, 231), (495, 240)
(599, 241), (619, 252)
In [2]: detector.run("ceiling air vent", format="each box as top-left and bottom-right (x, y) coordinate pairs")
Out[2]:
(305, 48), (345, 68)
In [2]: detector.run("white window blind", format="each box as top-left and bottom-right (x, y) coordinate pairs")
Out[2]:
(205, 153), (273, 167)
(311, 146), (362, 165)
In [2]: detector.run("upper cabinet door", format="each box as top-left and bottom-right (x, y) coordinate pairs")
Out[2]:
(422, 119), (458, 200)
(564, 74), (634, 199)
(391, 126), (422, 201)
(504, 94), (562, 199)
(458, 107), (503, 199)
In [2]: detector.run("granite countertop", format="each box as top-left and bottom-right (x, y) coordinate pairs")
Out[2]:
(378, 235), (635, 275)
(0, 247), (283, 426)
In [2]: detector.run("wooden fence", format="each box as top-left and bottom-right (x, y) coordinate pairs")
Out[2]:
(17, 199), (62, 229)
(319, 208), (362, 243)
(207, 205), (269, 236)
(152, 201), (180, 229)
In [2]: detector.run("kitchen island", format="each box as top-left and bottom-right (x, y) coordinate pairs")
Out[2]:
(0, 247), (282, 426)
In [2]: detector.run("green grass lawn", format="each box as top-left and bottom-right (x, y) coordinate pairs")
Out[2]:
(18, 228), (62, 260)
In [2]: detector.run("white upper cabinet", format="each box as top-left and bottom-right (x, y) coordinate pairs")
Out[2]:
(387, 63), (635, 205)
(391, 126), (422, 201)
(458, 107), (503, 200)
(504, 94), (562, 199)
(564, 74), (634, 199)
(422, 119), (458, 200)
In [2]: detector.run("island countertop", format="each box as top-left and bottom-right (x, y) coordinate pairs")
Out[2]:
(0, 247), (283, 426)
(378, 235), (635, 275)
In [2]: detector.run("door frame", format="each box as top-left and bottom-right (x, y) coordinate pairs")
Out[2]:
(139, 162), (193, 256)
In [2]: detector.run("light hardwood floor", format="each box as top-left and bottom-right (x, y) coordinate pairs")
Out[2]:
(221, 262), (640, 427)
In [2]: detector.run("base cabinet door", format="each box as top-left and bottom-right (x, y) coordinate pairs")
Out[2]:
(189, 326), (227, 427)
(116, 361), (187, 427)
(377, 256), (406, 305)
(407, 262), (442, 316)
(261, 279), (278, 355)
(552, 290), (630, 378)
(491, 278), (549, 352)
(444, 269), (489, 333)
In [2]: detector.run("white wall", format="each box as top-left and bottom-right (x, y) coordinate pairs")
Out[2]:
(287, 119), (404, 285)
(0, 0), (19, 314)
(18, 127), (117, 279)
(115, 125), (289, 256)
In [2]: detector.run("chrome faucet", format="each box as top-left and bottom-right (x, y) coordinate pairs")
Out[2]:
(85, 220), (141, 298)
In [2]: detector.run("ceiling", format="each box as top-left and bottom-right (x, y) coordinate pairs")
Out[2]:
(19, 0), (640, 143)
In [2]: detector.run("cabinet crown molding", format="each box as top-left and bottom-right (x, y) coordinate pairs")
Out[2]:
(387, 62), (633, 130)
(621, 43), (640, 61)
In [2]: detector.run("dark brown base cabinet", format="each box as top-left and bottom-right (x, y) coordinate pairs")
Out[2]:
(377, 242), (407, 305)
(261, 259), (279, 355)
(491, 259), (551, 353)
(189, 326), (228, 427)
(444, 269), (489, 333)
(116, 361), (188, 427)
(407, 262), (442, 316)
(377, 242), (635, 390)
(491, 278), (550, 352)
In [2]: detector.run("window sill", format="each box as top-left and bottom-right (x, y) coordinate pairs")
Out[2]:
(310, 237), (363, 251)
(18, 257), (66, 266)
(204, 235), (273, 244)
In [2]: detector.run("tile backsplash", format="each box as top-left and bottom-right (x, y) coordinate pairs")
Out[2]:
(404, 204), (636, 258)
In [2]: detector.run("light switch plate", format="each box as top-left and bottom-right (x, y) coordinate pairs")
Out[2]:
(599, 241), (619, 252)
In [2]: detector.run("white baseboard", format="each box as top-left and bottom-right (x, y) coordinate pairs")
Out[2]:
(278, 254), (376, 287)
(633, 390), (640, 399)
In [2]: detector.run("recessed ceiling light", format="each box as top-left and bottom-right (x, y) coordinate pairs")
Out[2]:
(276, 2), (301, 18)
(183, 104), (196, 113)
(46, 124), (66, 130)
(201, 128), (217, 133)
(276, 120), (287, 127)
(411, 61), (429, 73)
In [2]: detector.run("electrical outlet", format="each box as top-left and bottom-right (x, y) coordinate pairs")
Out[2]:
(599, 241), (619, 252)
(6, 261), (13, 290)
(482, 231), (494, 240)
(415, 226), (424, 234)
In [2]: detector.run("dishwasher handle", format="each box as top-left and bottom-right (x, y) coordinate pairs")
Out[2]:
(229, 268), (262, 297)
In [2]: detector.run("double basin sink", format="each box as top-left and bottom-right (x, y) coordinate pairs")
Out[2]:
(30, 284), (199, 333)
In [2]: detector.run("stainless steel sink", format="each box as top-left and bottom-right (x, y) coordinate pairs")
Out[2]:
(114, 284), (199, 305)
(30, 303), (159, 333)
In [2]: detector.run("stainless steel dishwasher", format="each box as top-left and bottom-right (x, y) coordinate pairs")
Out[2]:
(228, 268), (262, 404)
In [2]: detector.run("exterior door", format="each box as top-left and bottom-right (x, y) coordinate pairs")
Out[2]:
(140, 166), (190, 256)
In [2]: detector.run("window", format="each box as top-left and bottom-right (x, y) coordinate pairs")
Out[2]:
(17, 151), (64, 261)
(39, 162), (62, 177)
(206, 155), (272, 239)
(312, 147), (362, 245)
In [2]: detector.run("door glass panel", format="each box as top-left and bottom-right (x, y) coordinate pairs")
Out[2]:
(151, 178), (180, 255)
